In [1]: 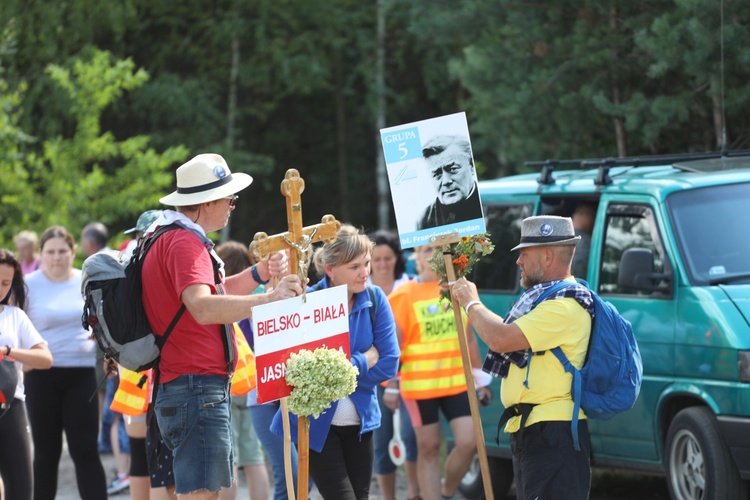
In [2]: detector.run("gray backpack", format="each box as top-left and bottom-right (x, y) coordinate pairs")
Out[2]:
(81, 224), (185, 371)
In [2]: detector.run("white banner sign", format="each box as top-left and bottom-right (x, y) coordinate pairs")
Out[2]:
(252, 285), (350, 403)
(379, 111), (486, 249)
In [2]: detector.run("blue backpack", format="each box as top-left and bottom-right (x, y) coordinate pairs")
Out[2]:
(533, 279), (643, 451)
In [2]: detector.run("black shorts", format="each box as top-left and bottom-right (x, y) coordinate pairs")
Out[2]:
(145, 417), (175, 488)
(511, 420), (591, 499)
(403, 391), (471, 427)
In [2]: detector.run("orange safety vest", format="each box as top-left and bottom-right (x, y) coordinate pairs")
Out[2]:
(230, 323), (257, 396)
(111, 325), (256, 414)
(388, 281), (468, 400)
(110, 366), (151, 416)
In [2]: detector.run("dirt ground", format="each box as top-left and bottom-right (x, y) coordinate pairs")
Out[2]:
(54, 436), (410, 500)
(53, 437), (669, 499)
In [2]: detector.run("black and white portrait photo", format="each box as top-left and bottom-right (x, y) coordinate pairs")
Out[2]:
(380, 112), (486, 249)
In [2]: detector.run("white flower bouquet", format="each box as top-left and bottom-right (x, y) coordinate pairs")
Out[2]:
(285, 347), (359, 418)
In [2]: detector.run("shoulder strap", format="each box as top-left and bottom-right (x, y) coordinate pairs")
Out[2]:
(139, 223), (186, 352)
(211, 253), (234, 376)
(154, 304), (186, 350)
(367, 286), (378, 330)
(547, 277), (593, 452)
(532, 280), (576, 308)
(144, 224), (234, 376)
(134, 223), (182, 263)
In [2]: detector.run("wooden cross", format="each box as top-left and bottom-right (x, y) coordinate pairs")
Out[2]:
(250, 169), (341, 294)
(249, 168), (340, 500)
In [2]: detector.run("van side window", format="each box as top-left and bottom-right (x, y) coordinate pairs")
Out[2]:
(472, 203), (533, 292)
(600, 204), (667, 295)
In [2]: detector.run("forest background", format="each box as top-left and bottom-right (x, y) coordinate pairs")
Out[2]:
(1, 0), (749, 247)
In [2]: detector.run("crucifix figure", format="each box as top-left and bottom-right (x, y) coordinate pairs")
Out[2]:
(249, 168), (340, 500)
(250, 169), (340, 294)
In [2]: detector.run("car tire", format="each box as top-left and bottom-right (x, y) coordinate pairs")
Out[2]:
(665, 406), (747, 500)
(458, 454), (514, 499)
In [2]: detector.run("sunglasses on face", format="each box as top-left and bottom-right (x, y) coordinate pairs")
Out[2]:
(225, 195), (238, 208)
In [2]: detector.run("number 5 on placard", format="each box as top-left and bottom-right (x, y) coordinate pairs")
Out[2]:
(398, 142), (408, 159)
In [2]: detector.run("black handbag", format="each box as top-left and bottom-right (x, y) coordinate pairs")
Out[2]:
(0, 352), (18, 417)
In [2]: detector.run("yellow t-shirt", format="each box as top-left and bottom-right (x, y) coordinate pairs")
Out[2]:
(501, 296), (591, 432)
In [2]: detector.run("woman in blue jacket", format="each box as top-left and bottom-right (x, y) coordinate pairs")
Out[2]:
(272, 224), (400, 500)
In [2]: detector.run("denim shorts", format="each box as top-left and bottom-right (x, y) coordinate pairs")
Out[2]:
(155, 374), (233, 494)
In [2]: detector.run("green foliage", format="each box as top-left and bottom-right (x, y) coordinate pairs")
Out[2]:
(451, 0), (750, 176)
(2, 0), (750, 244)
(0, 48), (188, 245)
(0, 79), (37, 236)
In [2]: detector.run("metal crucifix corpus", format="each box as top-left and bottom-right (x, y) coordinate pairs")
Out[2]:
(250, 169), (341, 293)
(249, 168), (340, 500)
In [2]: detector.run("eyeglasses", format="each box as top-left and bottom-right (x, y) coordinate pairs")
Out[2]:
(225, 195), (238, 208)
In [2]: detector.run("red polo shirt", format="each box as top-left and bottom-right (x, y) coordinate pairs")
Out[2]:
(142, 228), (236, 383)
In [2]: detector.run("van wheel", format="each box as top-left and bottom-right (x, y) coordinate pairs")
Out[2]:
(665, 407), (747, 500)
(458, 454), (513, 499)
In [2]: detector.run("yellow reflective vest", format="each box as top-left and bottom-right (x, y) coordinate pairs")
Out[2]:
(388, 281), (468, 400)
(230, 323), (257, 396)
(110, 366), (150, 416)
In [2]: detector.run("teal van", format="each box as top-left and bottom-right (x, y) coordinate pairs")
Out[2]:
(458, 152), (750, 500)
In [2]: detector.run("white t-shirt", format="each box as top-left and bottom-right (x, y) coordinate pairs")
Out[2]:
(0, 305), (47, 400)
(25, 269), (97, 368)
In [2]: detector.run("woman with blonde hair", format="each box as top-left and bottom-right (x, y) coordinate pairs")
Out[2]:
(271, 224), (400, 500)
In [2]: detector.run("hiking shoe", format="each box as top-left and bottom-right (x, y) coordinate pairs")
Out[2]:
(107, 474), (130, 495)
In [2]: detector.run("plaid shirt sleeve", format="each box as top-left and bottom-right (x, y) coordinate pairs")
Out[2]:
(481, 282), (593, 378)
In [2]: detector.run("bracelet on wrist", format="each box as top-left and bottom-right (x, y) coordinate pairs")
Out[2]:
(4, 345), (10, 356)
(464, 300), (482, 313)
(384, 388), (400, 395)
(250, 265), (269, 285)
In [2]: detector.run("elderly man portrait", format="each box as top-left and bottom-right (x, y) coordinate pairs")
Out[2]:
(416, 135), (484, 230)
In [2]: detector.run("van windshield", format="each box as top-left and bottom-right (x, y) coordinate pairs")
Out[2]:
(669, 183), (750, 285)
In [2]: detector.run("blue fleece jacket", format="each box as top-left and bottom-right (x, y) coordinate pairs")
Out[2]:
(270, 276), (400, 452)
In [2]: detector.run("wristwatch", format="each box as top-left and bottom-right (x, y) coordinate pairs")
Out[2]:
(4, 345), (10, 356)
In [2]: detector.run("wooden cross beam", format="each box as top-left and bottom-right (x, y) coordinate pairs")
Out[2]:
(248, 168), (340, 500)
(250, 169), (340, 284)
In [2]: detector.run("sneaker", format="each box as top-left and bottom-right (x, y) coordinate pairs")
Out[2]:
(107, 474), (130, 495)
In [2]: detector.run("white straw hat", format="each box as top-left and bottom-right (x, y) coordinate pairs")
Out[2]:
(511, 215), (581, 251)
(159, 153), (253, 207)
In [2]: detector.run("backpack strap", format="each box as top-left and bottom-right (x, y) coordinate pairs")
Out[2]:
(143, 225), (233, 376)
(214, 279), (235, 378)
(551, 346), (584, 451)
(367, 286), (378, 331)
(520, 280), (577, 389)
(138, 224), (187, 354)
(531, 280), (576, 308)
(154, 304), (187, 351)
(529, 280), (585, 450)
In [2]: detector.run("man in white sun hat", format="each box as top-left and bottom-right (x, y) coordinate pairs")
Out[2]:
(450, 215), (595, 500)
(141, 153), (303, 499)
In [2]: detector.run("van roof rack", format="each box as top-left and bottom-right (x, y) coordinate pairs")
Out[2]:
(528, 150), (750, 186)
